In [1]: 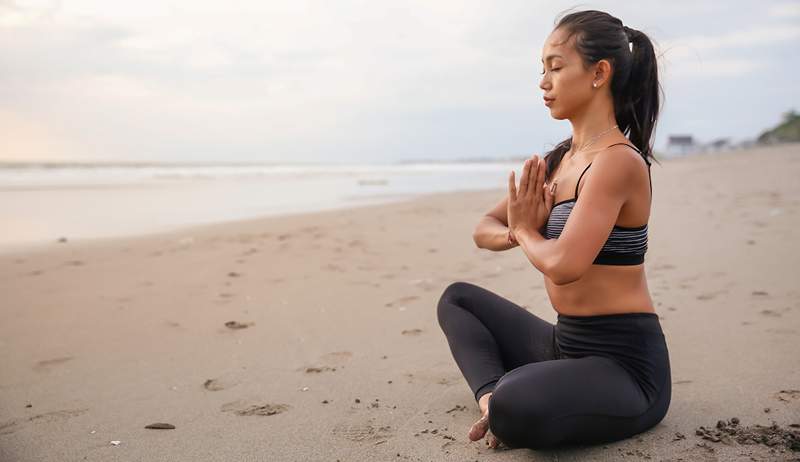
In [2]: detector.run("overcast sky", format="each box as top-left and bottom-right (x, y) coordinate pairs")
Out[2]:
(1, 0), (798, 164)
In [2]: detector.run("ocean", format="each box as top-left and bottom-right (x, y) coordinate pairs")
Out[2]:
(0, 160), (523, 252)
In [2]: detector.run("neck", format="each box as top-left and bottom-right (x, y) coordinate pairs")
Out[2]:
(568, 94), (620, 155)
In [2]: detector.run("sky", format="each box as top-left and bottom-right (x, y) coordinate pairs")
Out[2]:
(1, 0), (799, 164)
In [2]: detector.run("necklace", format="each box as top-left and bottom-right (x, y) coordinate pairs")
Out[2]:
(549, 124), (619, 195)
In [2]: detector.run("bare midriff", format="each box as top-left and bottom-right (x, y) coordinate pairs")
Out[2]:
(544, 143), (655, 317)
(544, 264), (655, 316)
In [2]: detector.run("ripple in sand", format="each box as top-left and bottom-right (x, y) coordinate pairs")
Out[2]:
(401, 328), (423, 336)
(221, 400), (290, 416)
(33, 356), (74, 372)
(319, 351), (353, 365)
(385, 295), (420, 308)
(332, 420), (394, 442)
(0, 408), (88, 436)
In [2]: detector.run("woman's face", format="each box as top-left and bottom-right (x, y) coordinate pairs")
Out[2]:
(539, 27), (595, 120)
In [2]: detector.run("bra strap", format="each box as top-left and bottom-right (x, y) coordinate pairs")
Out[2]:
(574, 162), (592, 198)
(606, 142), (642, 153)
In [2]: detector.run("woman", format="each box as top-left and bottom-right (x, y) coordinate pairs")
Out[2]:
(437, 10), (670, 450)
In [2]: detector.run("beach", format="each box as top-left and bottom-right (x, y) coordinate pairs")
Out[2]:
(1, 143), (799, 461)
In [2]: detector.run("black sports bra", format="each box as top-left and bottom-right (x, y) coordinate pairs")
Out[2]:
(544, 143), (651, 266)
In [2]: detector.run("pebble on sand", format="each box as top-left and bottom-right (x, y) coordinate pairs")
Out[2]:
(145, 423), (176, 430)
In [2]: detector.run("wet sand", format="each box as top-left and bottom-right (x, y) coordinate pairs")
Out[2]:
(1, 143), (799, 461)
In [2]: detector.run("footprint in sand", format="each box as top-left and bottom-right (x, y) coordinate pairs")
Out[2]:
(0, 408), (88, 436)
(760, 309), (782, 317)
(332, 420), (394, 442)
(766, 328), (798, 335)
(385, 295), (420, 308)
(319, 351), (353, 365)
(298, 365), (337, 374)
(402, 371), (460, 386)
(401, 329), (423, 336)
(695, 290), (727, 301)
(221, 400), (290, 416)
(33, 356), (74, 372)
(224, 321), (254, 329)
(774, 389), (800, 402)
(203, 378), (239, 391)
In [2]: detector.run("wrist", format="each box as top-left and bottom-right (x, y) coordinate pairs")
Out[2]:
(507, 229), (518, 245)
(515, 226), (543, 243)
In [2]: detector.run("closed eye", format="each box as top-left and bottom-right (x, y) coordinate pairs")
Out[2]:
(540, 67), (562, 75)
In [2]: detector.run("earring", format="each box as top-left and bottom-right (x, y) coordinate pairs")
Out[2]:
(592, 82), (598, 88)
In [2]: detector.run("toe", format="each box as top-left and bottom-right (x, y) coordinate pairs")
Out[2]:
(468, 414), (489, 441)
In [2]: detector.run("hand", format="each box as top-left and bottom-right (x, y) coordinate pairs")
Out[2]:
(507, 155), (555, 238)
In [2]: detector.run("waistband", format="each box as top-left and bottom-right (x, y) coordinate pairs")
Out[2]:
(556, 311), (663, 336)
(555, 310), (668, 402)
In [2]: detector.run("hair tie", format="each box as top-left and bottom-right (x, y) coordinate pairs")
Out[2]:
(623, 25), (635, 41)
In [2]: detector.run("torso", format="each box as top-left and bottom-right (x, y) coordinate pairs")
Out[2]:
(543, 141), (655, 317)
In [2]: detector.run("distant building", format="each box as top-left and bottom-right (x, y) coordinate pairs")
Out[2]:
(666, 135), (695, 156)
(705, 137), (732, 152)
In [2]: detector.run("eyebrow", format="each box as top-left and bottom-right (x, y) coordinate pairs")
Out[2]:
(541, 54), (564, 63)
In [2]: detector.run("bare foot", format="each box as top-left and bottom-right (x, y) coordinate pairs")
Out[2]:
(468, 393), (491, 441)
(469, 393), (508, 449)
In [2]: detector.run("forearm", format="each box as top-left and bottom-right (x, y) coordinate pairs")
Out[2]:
(514, 227), (562, 280)
(473, 216), (517, 251)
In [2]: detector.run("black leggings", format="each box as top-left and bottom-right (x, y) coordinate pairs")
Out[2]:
(437, 281), (671, 449)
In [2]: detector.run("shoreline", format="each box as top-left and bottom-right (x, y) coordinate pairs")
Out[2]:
(4, 143), (791, 258)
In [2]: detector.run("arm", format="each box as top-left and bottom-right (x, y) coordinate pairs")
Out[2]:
(533, 146), (640, 285)
(473, 195), (547, 251)
(473, 214), (517, 251)
(513, 227), (564, 282)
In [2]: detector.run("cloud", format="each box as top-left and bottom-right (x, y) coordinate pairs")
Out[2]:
(661, 24), (800, 60)
(1, 1), (798, 162)
(768, 2), (800, 18)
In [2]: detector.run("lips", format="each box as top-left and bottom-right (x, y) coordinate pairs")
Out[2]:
(543, 96), (555, 106)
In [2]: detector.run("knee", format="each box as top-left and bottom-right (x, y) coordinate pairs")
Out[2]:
(436, 281), (474, 327)
(488, 378), (560, 449)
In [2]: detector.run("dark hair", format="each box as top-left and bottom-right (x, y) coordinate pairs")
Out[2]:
(543, 9), (663, 183)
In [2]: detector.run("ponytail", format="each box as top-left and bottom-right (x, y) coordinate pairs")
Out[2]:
(616, 26), (660, 162)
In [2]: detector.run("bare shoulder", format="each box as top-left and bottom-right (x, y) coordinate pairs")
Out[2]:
(587, 144), (647, 190)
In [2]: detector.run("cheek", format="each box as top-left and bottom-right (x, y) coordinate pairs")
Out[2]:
(554, 74), (589, 107)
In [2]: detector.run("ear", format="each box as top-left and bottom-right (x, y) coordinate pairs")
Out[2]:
(592, 59), (613, 88)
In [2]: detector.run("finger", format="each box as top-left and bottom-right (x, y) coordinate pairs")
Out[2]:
(518, 159), (530, 197)
(508, 171), (517, 201)
(535, 158), (546, 199)
(527, 156), (539, 198)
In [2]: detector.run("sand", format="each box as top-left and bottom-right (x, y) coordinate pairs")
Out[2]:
(1, 143), (799, 461)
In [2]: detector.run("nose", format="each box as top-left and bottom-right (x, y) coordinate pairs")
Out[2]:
(539, 73), (550, 92)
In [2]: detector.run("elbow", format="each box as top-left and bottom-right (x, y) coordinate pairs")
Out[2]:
(472, 228), (484, 249)
(546, 255), (582, 286)
(551, 272), (581, 286)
